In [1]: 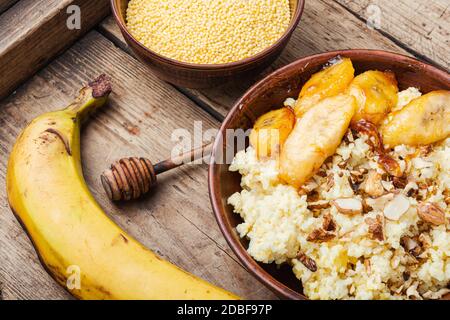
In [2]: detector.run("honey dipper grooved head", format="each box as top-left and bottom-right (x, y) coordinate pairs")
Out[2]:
(101, 157), (157, 201)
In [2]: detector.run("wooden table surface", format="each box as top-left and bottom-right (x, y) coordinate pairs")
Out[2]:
(0, 0), (448, 300)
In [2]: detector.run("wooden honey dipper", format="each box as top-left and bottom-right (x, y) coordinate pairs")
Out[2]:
(101, 143), (213, 201)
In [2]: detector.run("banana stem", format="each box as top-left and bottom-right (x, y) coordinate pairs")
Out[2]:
(66, 74), (112, 121)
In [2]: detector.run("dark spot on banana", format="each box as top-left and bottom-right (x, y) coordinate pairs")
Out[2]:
(44, 128), (71, 156)
(120, 234), (128, 244)
(111, 233), (129, 246)
(95, 285), (112, 297)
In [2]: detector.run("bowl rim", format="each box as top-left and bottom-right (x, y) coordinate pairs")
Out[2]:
(208, 49), (450, 300)
(110, 0), (305, 70)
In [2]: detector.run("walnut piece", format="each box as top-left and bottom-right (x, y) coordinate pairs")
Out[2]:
(307, 200), (330, 211)
(297, 251), (317, 272)
(378, 154), (403, 177)
(322, 212), (337, 232)
(365, 215), (384, 241)
(351, 119), (402, 177)
(307, 228), (335, 243)
(392, 176), (408, 189)
(417, 202), (446, 226)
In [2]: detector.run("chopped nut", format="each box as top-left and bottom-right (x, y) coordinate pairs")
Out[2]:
(361, 198), (373, 214)
(324, 173), (334, 191)
(299, 180), (318, 196)
(378, 154), (403, 177)
(348, 176), (360, 193)
(332, 198), (363, 215)
(351, 120), (384, 153)
(316, 169), (327, 178)
(307, 228), (335, 243)
(365, 193), (395, 211)
(422, 288), (450, 300)
(322, 212), (337, 232)
(365, 215), (384, 241)
(337, 160), (348, 169)
(350, 170), (363, 178)
(383, 194), (410, 221)
(417, 202), (446, 226)
(297, 251), (317, 272)
(401, 236), (422, 258)
(306, 191), (320, 203)
(362, 170), (385, 197)
(307, 200), (330, 211)
(381, 180), (394, 192)
(392, 176), (408, 189)
(418, 233), (432, 249)
(406, 282), (423, 300)
(351, 120), (402, 177)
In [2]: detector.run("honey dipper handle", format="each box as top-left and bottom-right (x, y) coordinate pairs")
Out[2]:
(154, 143), (213, 174)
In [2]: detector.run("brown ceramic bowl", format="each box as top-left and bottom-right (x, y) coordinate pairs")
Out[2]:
(209, 50), (450, 300)
(111, 0), (304, 88)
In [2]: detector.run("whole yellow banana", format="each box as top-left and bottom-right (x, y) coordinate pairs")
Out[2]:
(6, 75), (238, 300)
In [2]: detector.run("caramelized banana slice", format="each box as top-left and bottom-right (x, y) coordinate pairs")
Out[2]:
(294, 57), (355, 117)
(380, 90), (450, 146)
(280, 94), (357, 188)
(348, 70), (398, 124)
(249, 107), (295, 159)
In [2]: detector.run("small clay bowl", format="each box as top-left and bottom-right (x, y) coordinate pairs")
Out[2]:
(209, 50), (450, 300)
(110, 0), (304, 88)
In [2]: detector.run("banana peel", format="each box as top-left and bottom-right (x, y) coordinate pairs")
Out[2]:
(6, 75), (239, 300)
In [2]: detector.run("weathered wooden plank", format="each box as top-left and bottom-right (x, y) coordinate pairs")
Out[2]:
(0, 31), (277, 300)
(0, 0), (110, 100)
(335, 0), (449, 70)
(0, 0), (19, 14)
(99, 0), (413, 118)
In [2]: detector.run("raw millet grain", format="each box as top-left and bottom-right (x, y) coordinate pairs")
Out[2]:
(126, 0), (291, 64)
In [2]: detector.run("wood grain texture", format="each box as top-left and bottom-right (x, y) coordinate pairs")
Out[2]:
(0, 0), (19, 14)
(335, 0), (449, 70)
(0, 0), (110, 100)
(0, 31), (277, 300)
(99, 0), (415, 118)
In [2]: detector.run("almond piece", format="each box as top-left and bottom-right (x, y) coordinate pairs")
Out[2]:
(297, 251), (317, 272)
(381, 180), (394, 191)
(365, 193), (395, 212)
(307, 200), (330, 211)
(417, 202), (446, 226)
(383, 194), (410, 221)
(362, 170), (385, 197)
(332, 198), (363, 215)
